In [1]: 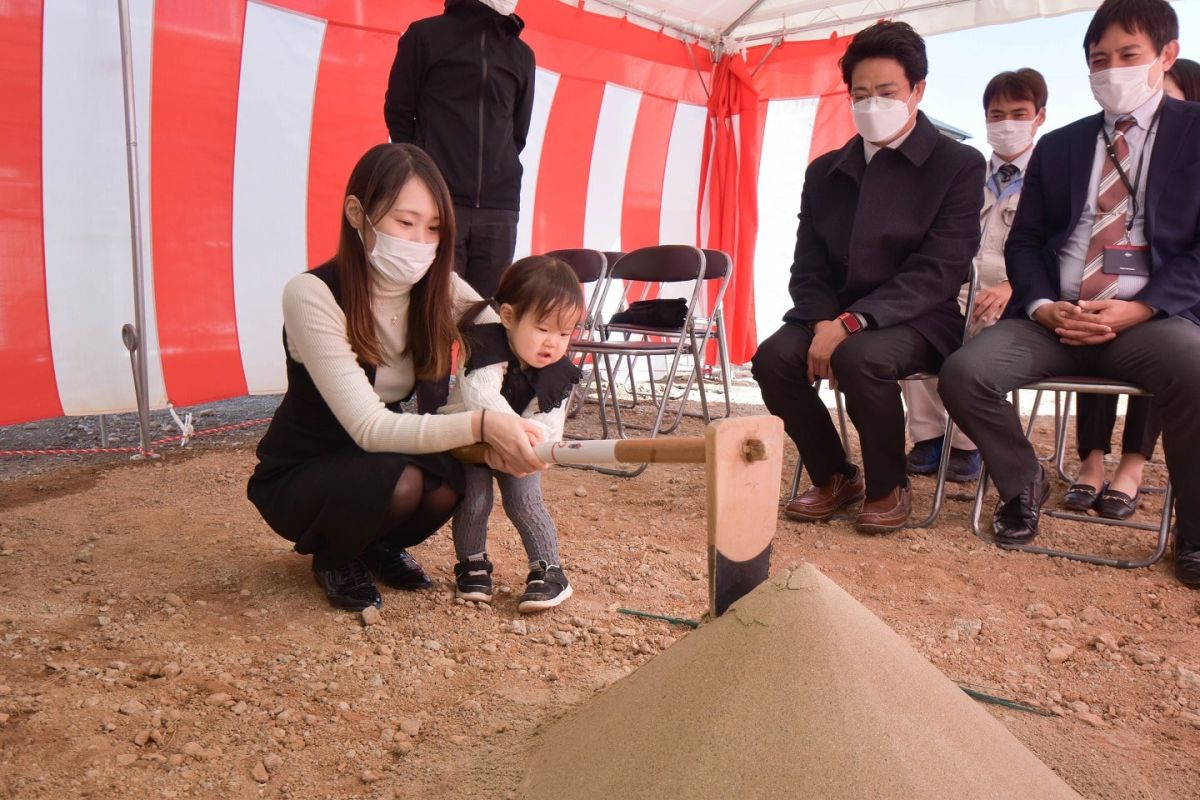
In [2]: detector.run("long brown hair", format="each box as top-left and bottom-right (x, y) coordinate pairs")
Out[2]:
(336, 143), (458, 379)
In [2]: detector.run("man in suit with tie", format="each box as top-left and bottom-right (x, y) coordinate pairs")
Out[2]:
(940, 0), (1200, 589)
(752, 20), (984, 533)
(902, 68), (1048, 484)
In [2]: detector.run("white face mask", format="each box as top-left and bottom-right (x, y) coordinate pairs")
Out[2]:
(851, 95), (915, 144)
(1090, 62), (1161, 115)
(479, 0), (518, 15)
(986, 120), (1036, 157)
(361, 222), (437, 286)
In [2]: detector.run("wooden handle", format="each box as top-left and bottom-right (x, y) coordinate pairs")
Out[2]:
(611, 438), (705, 463)
(453, 435), (766, 467)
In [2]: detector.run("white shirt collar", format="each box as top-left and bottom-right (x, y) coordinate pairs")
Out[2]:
(863, 123), (917, 163)
(1104, 89), (1164, 131)
(989, 147), (1033, 176)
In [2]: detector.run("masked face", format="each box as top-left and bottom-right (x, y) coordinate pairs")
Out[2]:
(1086, 24), (1178, 115)
(479, 0), (518, 15)
(1089, 62), (1162, 115)
(851, 95), (916, 144)
(347, 177), (441, 287)
(362, 225), (437, 286)
(986, 120), (1036, 158)
(848, 56), (924, 145)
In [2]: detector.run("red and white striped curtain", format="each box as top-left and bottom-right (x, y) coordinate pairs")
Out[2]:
(0, 0), (851, 426)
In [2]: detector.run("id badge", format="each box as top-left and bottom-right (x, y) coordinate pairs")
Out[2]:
(1102, 244), (1151, 276)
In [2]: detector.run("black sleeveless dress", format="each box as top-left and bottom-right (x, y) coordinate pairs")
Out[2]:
(246, 261), (464, 571)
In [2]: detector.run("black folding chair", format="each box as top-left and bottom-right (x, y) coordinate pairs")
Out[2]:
(567, 245), (709, 476)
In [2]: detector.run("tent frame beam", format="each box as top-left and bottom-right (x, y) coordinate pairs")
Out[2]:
(722, 0), (772, 37)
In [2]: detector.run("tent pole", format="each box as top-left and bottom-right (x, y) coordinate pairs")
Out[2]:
(117, 0), (153, 457)
(722, 0), (772, 38)
(737, 0), (980, 43)
(584, 0), (712, 44)
(682, 37), (712, 98)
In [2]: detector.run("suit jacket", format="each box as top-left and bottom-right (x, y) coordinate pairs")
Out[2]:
(784, 112), (986, 356)
(1004, 97), (1200, 324)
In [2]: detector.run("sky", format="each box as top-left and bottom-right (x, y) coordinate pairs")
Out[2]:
(921, 0), (1200, 150)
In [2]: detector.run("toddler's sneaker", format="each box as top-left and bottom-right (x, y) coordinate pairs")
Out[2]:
(517, 563), (572, 613)
(454, 556), (494, 603)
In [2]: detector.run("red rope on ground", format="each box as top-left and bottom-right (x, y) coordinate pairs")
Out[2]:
(0, 417), (272, 458)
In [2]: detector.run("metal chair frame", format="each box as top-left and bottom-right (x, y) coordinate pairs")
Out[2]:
(546, 248), (614, 422)
(565, 245), (710, 477)
(969, 378), (1173, 569)
(604, 248), (734, 431)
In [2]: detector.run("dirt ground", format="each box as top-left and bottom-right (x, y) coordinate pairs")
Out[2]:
(1, 386), (1199, 799)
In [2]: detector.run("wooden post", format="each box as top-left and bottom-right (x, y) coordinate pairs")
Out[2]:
(705, 415), (784, 616)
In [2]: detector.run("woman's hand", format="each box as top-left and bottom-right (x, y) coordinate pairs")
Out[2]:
(478, 411), (548, 476)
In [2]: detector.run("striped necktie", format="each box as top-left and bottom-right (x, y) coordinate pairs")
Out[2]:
(996, 163), (1018, 187)
(1079, 117), (1136, 302)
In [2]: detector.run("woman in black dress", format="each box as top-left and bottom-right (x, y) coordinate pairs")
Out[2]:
(247, 144), (546, 611)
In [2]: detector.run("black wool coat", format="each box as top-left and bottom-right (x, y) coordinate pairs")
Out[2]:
(783, 112), (986, 356)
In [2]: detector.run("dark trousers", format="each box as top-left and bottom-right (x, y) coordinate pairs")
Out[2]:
(939, 316), (1200, 545)
(453, 205), (518, 300)
(752, 321), (940, 500)
(1074, 394), (1161, 460)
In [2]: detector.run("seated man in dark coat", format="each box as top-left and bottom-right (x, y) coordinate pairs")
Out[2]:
(752, 21), (985, 533)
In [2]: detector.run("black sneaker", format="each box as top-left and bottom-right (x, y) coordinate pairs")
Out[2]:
(517, 563), (572, 614)
(361, 539), (433, 590)
(454, 557), (494, 603)
(313, 558), (382, 611)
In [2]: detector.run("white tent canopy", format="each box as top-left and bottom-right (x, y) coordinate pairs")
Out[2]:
(564, 0), (1103, 45)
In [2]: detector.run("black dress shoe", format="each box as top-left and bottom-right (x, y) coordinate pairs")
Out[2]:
(1062, 481), (1106, 512)
(1174, 533), (1200, 589)
(1095, 488), (1139, 520)
(361, 539), (433, 590)
(314, 558), (382, 611)
(992, 466), (1050, 545)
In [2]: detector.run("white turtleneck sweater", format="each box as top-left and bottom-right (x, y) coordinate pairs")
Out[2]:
(280, 270), (499, 454)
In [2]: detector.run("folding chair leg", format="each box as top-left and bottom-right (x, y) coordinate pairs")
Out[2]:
(970, 461), (991, 539)
(788, 458), (804, 501)
(1054, 391), (1073, 483)
(716, 315), (733, 419)
(1012, 481), (1172, 568)
(835, 388), (851, 453)
(972, 441), (1173, 569)
(909, 419), (958, 528)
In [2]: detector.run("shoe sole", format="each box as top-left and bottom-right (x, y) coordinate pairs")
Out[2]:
(854, 519), (908, 535)
(784, 492), (865, 522)
(517, 583), (573, 614)
(946, 471), (981, 483)
(456, 589), (494, 603)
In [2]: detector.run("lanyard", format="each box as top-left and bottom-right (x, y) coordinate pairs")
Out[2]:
(1099, 97), (1165, 232)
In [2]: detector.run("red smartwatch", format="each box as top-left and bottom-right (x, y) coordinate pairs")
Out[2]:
(836, 311), (864, 335)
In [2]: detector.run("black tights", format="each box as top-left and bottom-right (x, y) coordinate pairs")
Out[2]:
(379, 464), (460, 542)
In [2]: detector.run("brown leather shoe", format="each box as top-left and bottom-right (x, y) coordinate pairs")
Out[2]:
(854, 484), (912, 534)
(785, 469), (865, 522)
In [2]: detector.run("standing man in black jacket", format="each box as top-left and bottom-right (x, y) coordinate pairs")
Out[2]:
(385, 0), (534, 300)
(751, 21), (984, 534)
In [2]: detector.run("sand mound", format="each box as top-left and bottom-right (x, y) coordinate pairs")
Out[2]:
(521, 565), (1081, 799)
